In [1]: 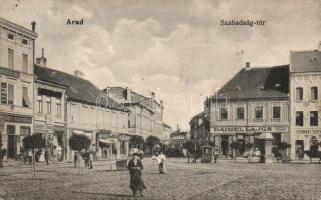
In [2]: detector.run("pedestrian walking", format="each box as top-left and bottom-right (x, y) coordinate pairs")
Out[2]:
(127, 153), (146, 197)
(0, 144), (6, 168)
(44, 150), (49, 165)
(28, 150), (33, 165)
(89, 151), (93, 169)
(213, 147), (219, 163)
(74, 152), (78, 168)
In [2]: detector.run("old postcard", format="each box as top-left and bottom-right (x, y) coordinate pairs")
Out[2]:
(0, 0), (321, 199)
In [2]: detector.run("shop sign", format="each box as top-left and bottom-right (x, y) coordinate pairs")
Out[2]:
(97, 130), (112, 139)
(0, 114), (32, 124)
(118, 134), (131, 141)
(296, 129), (321, 134)
(211, 126), (288, 134)
(54, 126), (65, 133)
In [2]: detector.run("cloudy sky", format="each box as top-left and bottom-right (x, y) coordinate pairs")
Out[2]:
(1, 0), (321, 129)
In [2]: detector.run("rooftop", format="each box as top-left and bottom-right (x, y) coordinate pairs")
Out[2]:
(290, 50), (321, 73)
(34, 65), (127, 111)
(209, 65), (289, 101)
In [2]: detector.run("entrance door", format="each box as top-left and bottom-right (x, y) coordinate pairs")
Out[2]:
(221, 135), (229, 157)
(295, 140), (304, 159)
(254, 139), (265, 155)
(7, 125), (16, 159)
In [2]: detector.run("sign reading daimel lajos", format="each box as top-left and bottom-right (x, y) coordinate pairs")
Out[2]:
(211, 126), (288, 134)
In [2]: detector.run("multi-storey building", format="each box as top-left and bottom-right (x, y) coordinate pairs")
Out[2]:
(0, 18), (37, 159)
(289, 46), (321, 159)
(105, 87), (165, 140)
(34, 64), (130, 160)
(34, 50), (67, 160)
(206, 63), (290, 162)
(162, 123), (172, 144)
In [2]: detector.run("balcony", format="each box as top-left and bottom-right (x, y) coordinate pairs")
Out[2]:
(0, 66), (20, 78)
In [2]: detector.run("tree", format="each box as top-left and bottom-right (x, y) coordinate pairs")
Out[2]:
(129, 135), (145, 149)
(22, 135), (46, 179)
(69, 134), (91, 152)
(145, 135), (160, 154)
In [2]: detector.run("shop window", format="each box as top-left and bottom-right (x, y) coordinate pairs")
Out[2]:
(22, 87), (31, 107)
(23, 54), (28, 73)
(296, 87), (303, 100)
(296, 111), (304, 126)
(310, 87), (318, 100)
(8, 48), (14, 69)
(272, 106), (281, 119)
(236, 107), (244, 120)
(255, 107), (263, 119)
(310, 111), (318, 126)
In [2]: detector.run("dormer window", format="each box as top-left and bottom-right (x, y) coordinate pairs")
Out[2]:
(22, 39), (28, 45)
(7, 33), (14, 40)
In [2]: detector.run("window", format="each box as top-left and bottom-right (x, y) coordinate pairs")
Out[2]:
(46, 97), (51, 114)
(38, 95), (43, 113)
(310, 111), (318, 126)
(296, 87), (303, 100)
(310, 87), (318, 100)
(7, 33), (14, 40)
(56, 98), (61, 117)
(8, 49), (14, 69)
(22, 87), (31, 107)
(255, 107), (263, 119)
(296, 111), (304, 126)
(236, 107), (244, 120)
(1, 83), (7, 104)
(22, 39), (28, 45)
(273, 106), (281, 119)
(8, 84), (14, 105)
(220, 107), (228, 120)
(20, 126), (31, 137)
(23, 54), (28, 73)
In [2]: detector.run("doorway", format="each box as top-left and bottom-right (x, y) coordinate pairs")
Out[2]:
(7, 125), (16, 159)
(221, 135), (229, 157)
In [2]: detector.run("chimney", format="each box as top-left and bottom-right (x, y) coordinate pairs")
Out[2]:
(74, 70), (84, 78)
(126, 87), (131, 101)
(246, 62), (250, 69)
(31, 21), (36, 32)
(318, 41), (321, 51)
(36, 48), (47, 67)
(150, 91), (155, 109)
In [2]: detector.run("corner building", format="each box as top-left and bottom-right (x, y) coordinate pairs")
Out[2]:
(206, 64), (290, 162)
(289, 48), (321, 159)
(0, 18), (37, 159)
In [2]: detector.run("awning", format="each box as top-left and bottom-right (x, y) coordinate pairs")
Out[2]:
(99, 138), (117, 144)
(72, 130), (84, 134)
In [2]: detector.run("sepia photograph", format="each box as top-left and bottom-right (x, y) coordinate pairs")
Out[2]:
(0, 0), (321, 199)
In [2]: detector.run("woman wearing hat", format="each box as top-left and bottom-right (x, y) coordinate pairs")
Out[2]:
(127, 153), (146, 196)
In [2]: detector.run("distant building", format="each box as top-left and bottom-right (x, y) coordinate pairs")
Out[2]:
(289, 46), (321, 159)
(104, 87), (164, 140)
(189, 111), (210, 147)
(170, 130), (190, 147)
(206, 63), (290, 162)
(34, 65), (130, 160)
(0, 18), (37, 159)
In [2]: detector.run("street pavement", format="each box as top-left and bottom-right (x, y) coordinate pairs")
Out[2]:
(0, 158), (321, 200)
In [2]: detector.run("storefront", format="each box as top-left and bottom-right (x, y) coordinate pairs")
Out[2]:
(0, 114), (32, 159)
(212, 126), (288, 159)
(294, 128), (321, 159)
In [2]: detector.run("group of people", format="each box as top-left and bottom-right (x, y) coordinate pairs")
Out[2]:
(127, 150), (167, 197)
(73, 151), (94, 169)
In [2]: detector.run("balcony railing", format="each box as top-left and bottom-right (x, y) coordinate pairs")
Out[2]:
(0, 66), (20, 78)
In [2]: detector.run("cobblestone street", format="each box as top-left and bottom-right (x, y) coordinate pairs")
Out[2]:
(0, 158), (321, 200)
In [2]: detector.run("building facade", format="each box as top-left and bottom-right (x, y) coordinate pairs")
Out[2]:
(289, 48), (321, 159)
(34, 65), (130, 160)
(0, 18), (37, 159)
(105, 87), (165, 140)
(206, 64), (290, 161)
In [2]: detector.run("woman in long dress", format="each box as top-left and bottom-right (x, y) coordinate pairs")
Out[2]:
(127, 153), (146, 196)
